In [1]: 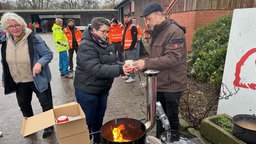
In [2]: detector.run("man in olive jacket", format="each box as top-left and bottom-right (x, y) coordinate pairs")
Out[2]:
(133, 2), (187, 138)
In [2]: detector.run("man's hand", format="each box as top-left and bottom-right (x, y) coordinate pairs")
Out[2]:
(33, 62), (42, 77)
(133, 60), (145, 73)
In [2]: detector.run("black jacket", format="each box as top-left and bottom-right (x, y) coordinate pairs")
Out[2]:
(74, 26), (124, 95)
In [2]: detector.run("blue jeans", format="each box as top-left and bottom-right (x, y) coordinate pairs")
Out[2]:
(75, 87), (109, 143)
(59, 51), (69, 75)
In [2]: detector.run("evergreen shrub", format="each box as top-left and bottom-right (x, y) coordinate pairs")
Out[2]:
(189, 13), (233, 87)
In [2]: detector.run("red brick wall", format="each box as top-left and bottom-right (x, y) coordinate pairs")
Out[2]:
(169, 10), (232, 51)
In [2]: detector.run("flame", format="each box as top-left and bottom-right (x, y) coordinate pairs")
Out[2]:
(112, 124), (130, 142)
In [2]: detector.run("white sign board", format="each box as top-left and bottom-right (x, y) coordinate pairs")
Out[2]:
(217, 8), (256, 116)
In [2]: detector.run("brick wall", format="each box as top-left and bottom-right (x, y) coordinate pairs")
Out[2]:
(169, 10), (232, 51)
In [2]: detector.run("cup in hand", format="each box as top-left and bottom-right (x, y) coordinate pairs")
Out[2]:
(125, 60), (134, 72)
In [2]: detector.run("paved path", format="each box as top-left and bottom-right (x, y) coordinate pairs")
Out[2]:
(0, 33), (155, 144)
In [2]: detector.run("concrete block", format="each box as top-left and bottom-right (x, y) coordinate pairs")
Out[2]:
(200, 114), (246, 144)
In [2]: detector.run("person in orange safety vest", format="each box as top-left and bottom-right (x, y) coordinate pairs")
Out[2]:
(63, 19), (82, 72)
(109, 18), (124, 62)
(121, 12), (138, 83)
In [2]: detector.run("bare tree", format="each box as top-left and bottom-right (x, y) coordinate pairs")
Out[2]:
(15, 0), (46, 9)
(0, 0), (101, 10)
(0, 0), (15, 10)
(101, 0), (121, 8)
(77, 0), (100, 9)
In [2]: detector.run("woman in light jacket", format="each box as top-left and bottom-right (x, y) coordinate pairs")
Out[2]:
(1, 12), (54, 138)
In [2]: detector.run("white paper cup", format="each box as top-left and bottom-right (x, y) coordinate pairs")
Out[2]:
(125, 60), (134, 72)
(125, 60), (134, 67)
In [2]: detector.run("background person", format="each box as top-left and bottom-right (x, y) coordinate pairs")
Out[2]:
(41, 19), (48, 33)
(74, 17), (132, 144)
(28, 22), (33, 30)
(122, 12), (138, 83)
(32, 22), (40, 32)
(63, 19), (82, 72)
(132, 17), (143, 60)
(1, 12), (54, 138)
(52, 18), (73, 78)
(133, 2), (187, 138)
(108, 18), (123, 63)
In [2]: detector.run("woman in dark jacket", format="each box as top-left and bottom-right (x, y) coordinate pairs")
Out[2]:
(74, 17), (131, 144)
(1, 12), (54, 138)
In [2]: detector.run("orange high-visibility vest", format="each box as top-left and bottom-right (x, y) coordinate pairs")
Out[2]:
(136, 25), (143, 41)
(63, 27), (82, 48)
(109, 24), (123, 44)
(123, 24), (137, 50)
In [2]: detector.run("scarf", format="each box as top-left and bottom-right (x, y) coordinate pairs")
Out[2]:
(90, 31), (109, 48)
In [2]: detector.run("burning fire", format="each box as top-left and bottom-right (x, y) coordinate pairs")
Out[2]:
(112, 124), (130, 142)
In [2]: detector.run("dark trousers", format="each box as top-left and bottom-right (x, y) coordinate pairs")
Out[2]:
(112, 42), (124, 62)
(16, 82), (53, 117)
(75, 87), (109, 143)
(68, 47), (78, 71)
(156, 91), (182, 138)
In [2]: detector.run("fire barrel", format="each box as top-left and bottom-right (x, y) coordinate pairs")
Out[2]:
(101, 118), (146, 144)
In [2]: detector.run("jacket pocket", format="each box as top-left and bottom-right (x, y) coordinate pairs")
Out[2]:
(152, 40), (165, 56)
(33, 72), (48, 93)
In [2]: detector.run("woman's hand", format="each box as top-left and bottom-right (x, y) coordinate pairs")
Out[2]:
(122, 63), (134, 74)
(33, 62), (42, 77)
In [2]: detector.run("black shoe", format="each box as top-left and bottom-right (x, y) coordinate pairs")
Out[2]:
(170, 131), (180, 142)
(43, 126), (54, 138)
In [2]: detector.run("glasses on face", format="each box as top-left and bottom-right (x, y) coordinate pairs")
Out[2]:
(98, 29), (109, 34)
(8, 24), (22, 30)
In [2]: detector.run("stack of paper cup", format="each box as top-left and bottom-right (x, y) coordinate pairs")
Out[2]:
(57, 116), (69, 123)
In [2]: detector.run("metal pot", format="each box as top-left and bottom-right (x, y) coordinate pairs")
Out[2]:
(101, 118), (146, 144)
(232, 114), (256, 144)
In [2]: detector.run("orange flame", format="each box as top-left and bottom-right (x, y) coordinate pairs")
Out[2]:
(112, 124), (130, 142)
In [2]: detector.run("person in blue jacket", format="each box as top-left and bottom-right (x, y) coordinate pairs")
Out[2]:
(1, 12), (54, 138)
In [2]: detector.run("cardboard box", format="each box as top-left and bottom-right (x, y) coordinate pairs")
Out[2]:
(21, 102), (90, 144)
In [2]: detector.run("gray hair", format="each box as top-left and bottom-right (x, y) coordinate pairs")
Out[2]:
(0, 12), (27, 32)
(91, 17), (110, 30)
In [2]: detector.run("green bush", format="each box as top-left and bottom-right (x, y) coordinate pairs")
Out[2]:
(189, 13), (233, 87)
